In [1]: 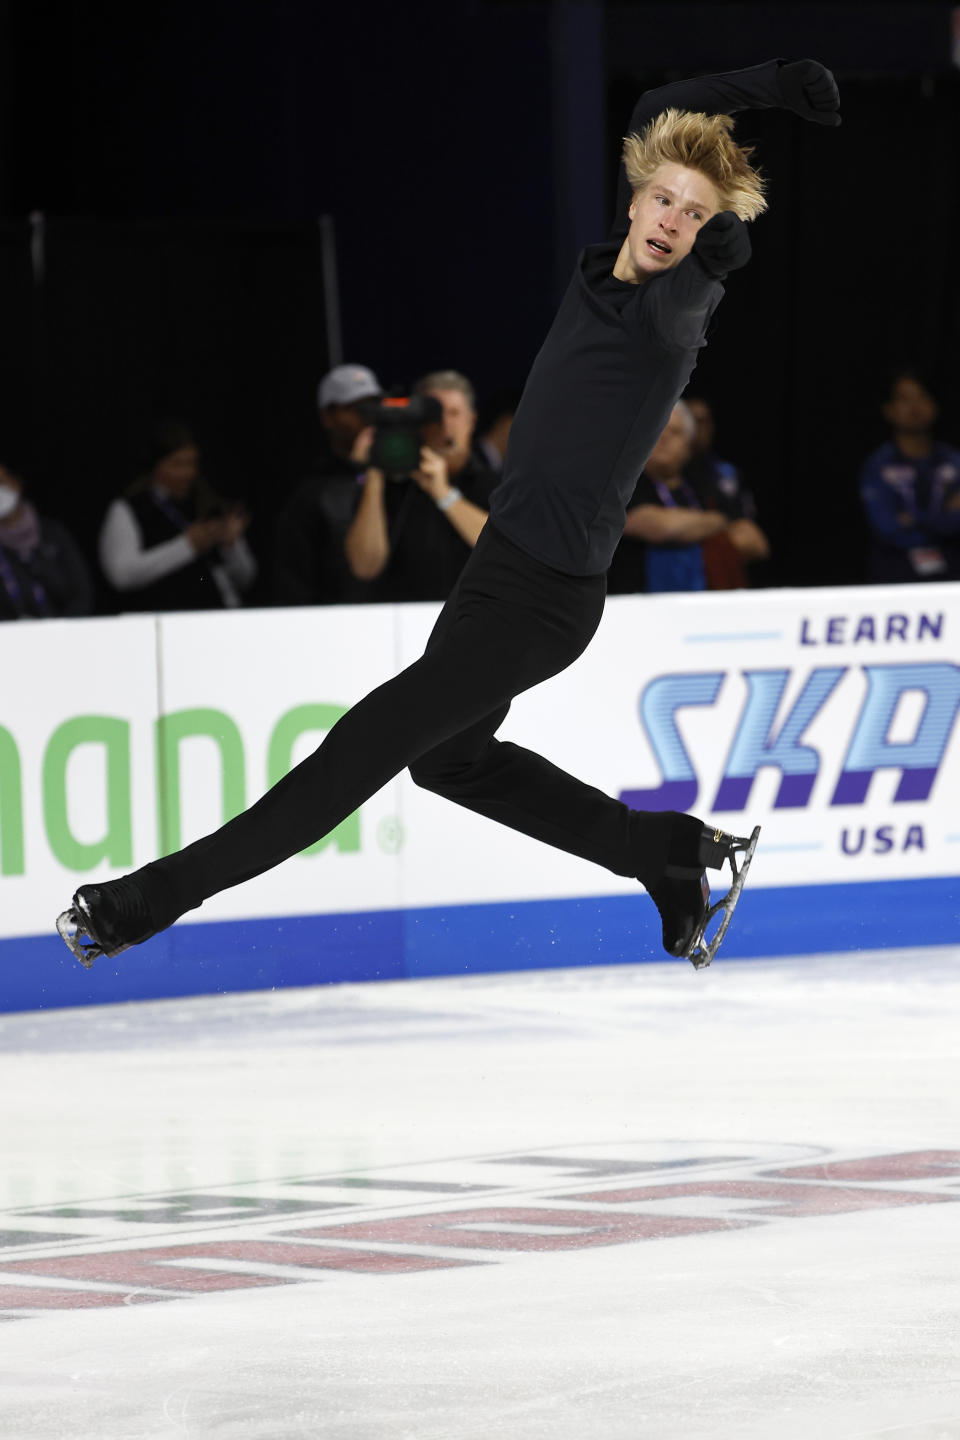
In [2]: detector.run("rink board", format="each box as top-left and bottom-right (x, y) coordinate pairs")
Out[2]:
(3, 874), (959, 1012)
(2, 584), (959, 1010)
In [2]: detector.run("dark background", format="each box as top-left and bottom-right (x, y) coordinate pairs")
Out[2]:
(0, 0), (958, 600)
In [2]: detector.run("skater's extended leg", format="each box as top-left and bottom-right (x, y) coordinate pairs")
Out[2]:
(56, 525), (757, 966)
(410, 712), (690, 883)
(410, 708), (750, 958)
(59, 527), (608, 955)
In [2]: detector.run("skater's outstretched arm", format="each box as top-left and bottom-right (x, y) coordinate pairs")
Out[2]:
(610, 58), (841, 244)
(638, 209), (752, 350)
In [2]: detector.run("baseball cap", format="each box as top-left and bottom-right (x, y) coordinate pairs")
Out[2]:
(317, 364), (382, 410)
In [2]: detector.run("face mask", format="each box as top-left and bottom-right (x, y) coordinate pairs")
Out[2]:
(0, 483), (21, 521)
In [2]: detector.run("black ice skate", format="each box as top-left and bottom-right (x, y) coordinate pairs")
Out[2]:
(56, 877), (158, 968)
(649, 824), (761, 969)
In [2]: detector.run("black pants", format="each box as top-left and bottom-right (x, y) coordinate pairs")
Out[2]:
(139, 524), (682, 924)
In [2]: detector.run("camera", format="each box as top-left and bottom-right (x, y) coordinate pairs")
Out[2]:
(360, 394), (443, 479)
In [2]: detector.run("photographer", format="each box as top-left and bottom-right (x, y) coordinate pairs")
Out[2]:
(99, 420), (257, 612)
(274, 363), (382, 606)
(344, 369), (497, 601)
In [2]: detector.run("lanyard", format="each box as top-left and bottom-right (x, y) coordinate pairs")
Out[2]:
(652, 478), (701, 511)
(0, 542), (50, 617)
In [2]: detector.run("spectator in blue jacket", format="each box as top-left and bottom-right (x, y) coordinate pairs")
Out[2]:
(859, 372), (960, 583)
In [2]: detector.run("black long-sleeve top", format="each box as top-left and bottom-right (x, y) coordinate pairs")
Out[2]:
(489, 60), (787, 576)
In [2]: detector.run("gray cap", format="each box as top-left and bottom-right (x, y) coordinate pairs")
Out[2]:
(317, 364), (382, 410)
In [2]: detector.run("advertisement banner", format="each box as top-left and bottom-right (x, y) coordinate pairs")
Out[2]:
(582, 584), (960, 889)
(2, 582), (958, 1009)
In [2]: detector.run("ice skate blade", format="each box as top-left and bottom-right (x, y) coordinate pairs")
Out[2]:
(683, 825), (761, 970)
(56, 907), (101, 969)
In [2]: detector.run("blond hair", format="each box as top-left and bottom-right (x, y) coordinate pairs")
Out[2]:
(623, 109), (767, 222)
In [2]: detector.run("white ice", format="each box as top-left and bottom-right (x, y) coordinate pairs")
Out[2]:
(1, 949), (960, 1440)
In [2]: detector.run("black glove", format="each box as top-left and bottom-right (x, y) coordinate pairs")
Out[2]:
(692, 212), (751, 278)
(777, 59), (841, 126)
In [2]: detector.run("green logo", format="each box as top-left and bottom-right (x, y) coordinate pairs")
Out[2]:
(1, 703), (361, 876)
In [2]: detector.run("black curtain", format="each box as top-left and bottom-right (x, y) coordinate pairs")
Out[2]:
(14, 220), (331, 606)
(3, 1), (959, 596)
(0, 222), (33, 472)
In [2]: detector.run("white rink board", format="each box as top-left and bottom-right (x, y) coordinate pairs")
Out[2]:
(1, 582), (959, 941)
(0, 615), (160, 938)
(155, 606), (404, 925)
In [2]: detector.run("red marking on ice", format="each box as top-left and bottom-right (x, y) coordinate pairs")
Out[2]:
(761, 1151), (960, 1183)
(0, 1287), (169, 1310)
(1, 1247), (288, 1294)
(560, 1180), (957, 1217)
(0, 1239), (472, 1309)
(290, 1206), (750, 1251)
(4, 1150), (956, 1315)
(184, 1240), (473, 1274)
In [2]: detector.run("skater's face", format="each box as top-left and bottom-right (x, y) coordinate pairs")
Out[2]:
(153, 444), (200, 498)
(422, 387), (476, 476)
(620, 163), (718, 283)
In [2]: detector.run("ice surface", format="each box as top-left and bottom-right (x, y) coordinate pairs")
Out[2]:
(1, 949), (959, 1440)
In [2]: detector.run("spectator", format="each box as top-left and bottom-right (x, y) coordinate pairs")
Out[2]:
(99, 420), (257, 612)
(0, 460), (93, 620)
(859, 371), (960, 583)
(273, 363), (382, 606)
(476, 386), (522, 474)
(344, 369), (498, 601)
(608, 402), (729, 593)
(685, 393), (770, 587)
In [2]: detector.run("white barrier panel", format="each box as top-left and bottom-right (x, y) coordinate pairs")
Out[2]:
(2, 581), (959, 1009)
(0, 616), (160, 938)
(155, 607), (404, 924)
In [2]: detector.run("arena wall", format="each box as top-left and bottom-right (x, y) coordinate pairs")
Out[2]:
(2, 583), (958, 1011)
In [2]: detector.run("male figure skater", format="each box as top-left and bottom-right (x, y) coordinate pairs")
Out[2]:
(58, 58), (840, 970)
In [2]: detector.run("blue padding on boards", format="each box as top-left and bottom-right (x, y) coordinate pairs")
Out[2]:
(401, 875), (960, 975)
(0, 911), (406, 1014)
(3, 875), (958, 1012)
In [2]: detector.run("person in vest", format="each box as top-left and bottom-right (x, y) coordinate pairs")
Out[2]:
(98, 420), (257, 611)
